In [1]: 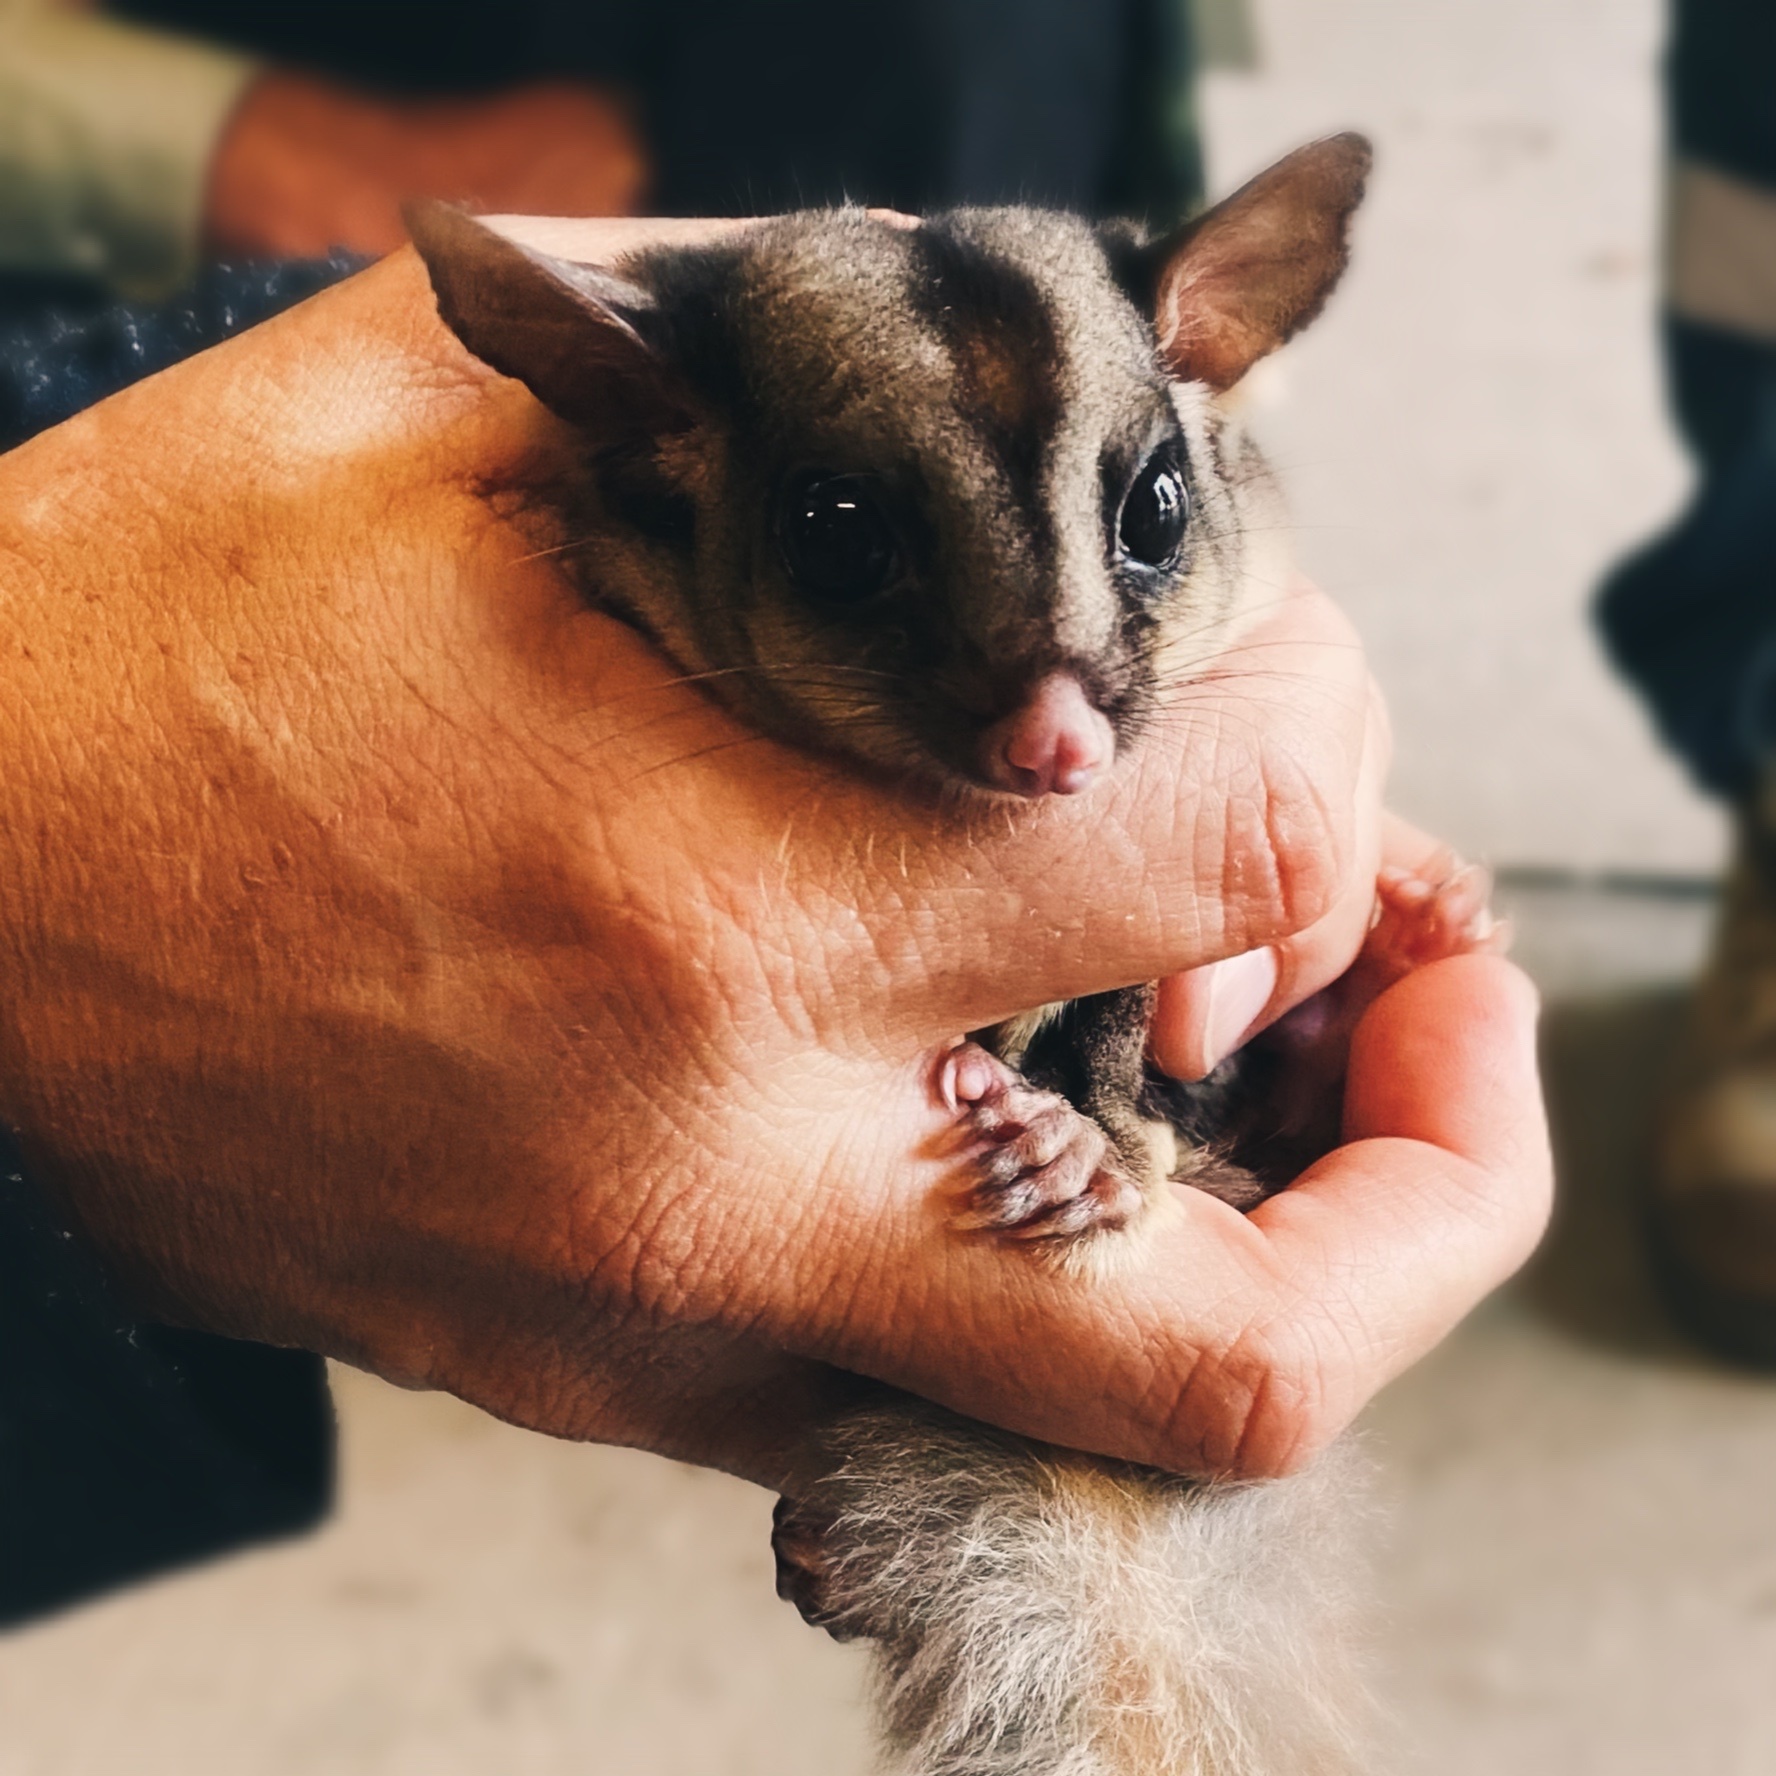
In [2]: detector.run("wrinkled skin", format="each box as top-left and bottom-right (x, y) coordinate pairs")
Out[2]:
(0, 220), (1552, 1490)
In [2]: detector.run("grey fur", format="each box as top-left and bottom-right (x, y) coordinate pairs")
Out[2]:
(409, 195), (1275, 791)
(781, 1401), (1374, 1776)
(411, 133), (1376, 1776)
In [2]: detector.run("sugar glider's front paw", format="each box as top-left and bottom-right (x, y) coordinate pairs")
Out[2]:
(1366, 851), (1509, 985)
(1276, 850), (1507, 1051)
(938, 1043), (1145, 1241)
(1236, 849), (1509, 1175)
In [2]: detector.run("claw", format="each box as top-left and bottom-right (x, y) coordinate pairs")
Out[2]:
(938, 1041), (1150, 1241)
(1370, 856), (1505, 979)
(938, 1041), (1018, 1113)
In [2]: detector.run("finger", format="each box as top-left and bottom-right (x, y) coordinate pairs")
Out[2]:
(1377, 807), (1458, 879)
(1257, 649), (1393, 1025)
(1231, 955), (1550, 1459)
(1335, 954), (1544, 1169)
(793, 953), (1546, 1482)
(1150, 666), (1390, 1078)
(1149, 945), (1281, 1084)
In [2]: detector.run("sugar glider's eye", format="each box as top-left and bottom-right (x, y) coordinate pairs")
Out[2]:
(777, 473), (904, 605)
(1117, 450), (1190, 570)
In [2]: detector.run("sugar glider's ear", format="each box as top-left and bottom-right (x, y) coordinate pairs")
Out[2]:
(405, 201), (694, 442)
(1130, 133), (1371, 392)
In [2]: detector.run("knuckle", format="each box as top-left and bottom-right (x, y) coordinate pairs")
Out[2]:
(1166, 1313), (1343, 1482)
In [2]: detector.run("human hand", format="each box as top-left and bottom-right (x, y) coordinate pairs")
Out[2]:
(204, 73), (648, 259)
(0, 221), (1550, 1489)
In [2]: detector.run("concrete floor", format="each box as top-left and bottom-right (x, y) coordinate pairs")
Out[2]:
(8, 1), (1776, 1772)
(1372, 882), (1776, 1776)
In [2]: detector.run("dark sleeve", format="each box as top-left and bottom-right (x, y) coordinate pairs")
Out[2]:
(0, 1127), (334, 1627)
(0, 255), (364, 455)
(0, 262), (361, 1625)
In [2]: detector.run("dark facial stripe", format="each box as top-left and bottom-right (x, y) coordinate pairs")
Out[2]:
(909, 222), (1064, 573)
(631, 241), (756, 427)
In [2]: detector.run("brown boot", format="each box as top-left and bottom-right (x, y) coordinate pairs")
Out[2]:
(1654, 784), (1776, 1365)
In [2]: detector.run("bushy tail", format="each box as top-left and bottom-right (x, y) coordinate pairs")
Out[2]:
(789, 1399), (1374, 1776)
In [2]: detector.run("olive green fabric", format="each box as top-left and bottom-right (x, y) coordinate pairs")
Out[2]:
(0, 1), (257, 298)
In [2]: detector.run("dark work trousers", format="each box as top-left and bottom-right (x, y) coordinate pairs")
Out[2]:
(1596, 0), (1776, 800)
(1, 1), (1200, 1625)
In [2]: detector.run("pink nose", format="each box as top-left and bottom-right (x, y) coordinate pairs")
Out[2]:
(981, 673), (1116, 797)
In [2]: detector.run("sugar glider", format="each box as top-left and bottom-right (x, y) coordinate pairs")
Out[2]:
(410, 137), (1499, 1776)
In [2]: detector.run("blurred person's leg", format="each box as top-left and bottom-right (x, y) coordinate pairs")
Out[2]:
(1596, 0), (1776, 1363)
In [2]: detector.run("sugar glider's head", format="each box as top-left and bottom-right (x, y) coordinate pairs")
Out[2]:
(410, 134), (1370, 800)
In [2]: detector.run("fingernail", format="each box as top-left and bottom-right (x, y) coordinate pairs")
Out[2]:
(1197, 946), (1280, 1076)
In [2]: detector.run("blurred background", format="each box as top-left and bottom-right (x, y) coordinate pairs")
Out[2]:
(6, 0), (1776, 1771)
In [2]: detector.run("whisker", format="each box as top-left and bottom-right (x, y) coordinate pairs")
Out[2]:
(627, 734), (776, 780)
(511, 535), (606, 566)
